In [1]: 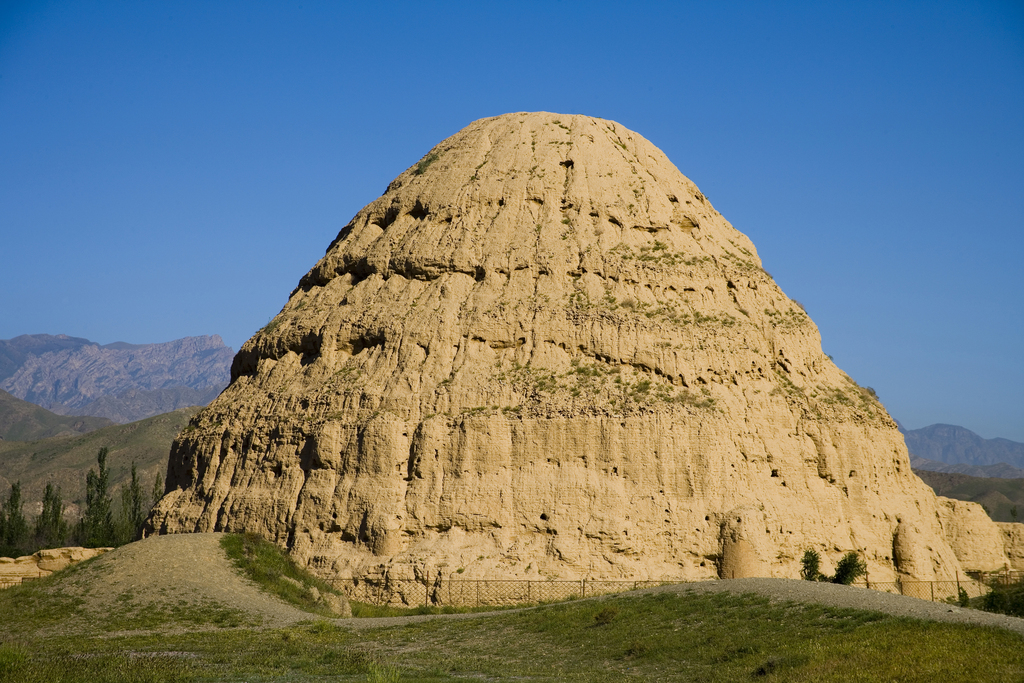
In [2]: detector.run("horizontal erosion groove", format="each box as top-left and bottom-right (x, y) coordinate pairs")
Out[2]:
(318, 254), (718, 290)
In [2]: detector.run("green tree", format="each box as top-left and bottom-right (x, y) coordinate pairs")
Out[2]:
(0, 482), (30, 557)
(800, 548), (867, 585)
(800, 549), (822, 581)
(117, 461), (145, 544)
(34, 482), (68, 549)
(78, 447), (115, 547)
(152, 470), (164, 507)
(831, 552), (867, 585)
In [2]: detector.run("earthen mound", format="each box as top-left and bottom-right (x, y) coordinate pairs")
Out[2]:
(147, 113), (1019, 588)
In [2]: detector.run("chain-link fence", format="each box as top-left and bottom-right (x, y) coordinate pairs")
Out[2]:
(332, 577), (693, 608)
(853, 579), (989, 602)
(332, 574), (1006, 608)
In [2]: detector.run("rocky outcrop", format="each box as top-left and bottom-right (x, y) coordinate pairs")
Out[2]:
(147, 112), (1000, 590)
(0, 334), (233, 423)
(935, 497), (1008, 572)
(0, 547), (109, 587)
(998, 523), (1024, 570)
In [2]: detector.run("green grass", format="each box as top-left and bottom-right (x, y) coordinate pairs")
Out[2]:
(2, 585), (1022, 681)
(220, 532), (349, 618)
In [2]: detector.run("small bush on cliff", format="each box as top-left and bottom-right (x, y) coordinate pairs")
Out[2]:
(832, 552), (868, 585)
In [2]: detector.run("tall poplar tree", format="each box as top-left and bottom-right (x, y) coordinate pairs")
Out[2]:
(79, 447), (115, 547)
(118, 462), (145, 544)
(0, 482), (29, 557)
(35, 482), (68, 549)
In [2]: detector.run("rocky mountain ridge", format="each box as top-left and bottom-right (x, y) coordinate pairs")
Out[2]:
(901, 423), (1024, 470)
(0, 334), (232, 423)
(146, 112), (1022, 592)
(912, 455), (1024, 480)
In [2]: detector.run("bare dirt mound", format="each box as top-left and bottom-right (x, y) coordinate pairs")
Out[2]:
(39, 533), (312, 634)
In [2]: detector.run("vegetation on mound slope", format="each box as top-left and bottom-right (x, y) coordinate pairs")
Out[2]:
(221, 532), (510, 619)
(221, 532), (349, 618)
(1, 565), (1022, 681)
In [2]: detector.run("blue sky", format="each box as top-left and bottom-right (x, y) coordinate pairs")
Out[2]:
(1, 1), (1021, 440)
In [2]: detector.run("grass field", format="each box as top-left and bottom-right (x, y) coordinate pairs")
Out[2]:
(1, 566), (1022, 682)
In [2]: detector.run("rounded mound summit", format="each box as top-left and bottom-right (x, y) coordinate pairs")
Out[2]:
(148, 112), (1012, 589)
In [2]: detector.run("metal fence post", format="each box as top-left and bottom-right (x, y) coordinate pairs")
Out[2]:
(930, 582), (934, 602)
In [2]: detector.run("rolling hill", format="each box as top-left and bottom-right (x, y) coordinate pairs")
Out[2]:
(0, 406), (197, 517)
(0, 390), (113, 442)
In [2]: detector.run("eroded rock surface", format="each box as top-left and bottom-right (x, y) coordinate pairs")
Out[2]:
(147, 112), (1004, 588)
(0, 547), (109, 586)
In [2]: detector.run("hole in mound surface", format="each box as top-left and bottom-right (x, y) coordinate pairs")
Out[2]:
(408, 200), (428, 220)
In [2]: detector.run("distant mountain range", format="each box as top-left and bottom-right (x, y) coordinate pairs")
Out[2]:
(909, 455), (1024, 480)
(900, 423), (1024, 474)
(0, 334), (233, 423)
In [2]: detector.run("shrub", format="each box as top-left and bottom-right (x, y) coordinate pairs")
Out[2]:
(800, 550), (823, 582)
(831, 552), (867, 585)
(979, 584), (1024, 618)
(800, 549), (865, 584)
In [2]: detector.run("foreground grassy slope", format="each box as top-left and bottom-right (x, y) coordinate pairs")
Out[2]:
(916, 469), (1024, 522)
(0, 406), (198, 512)
(0, 537), (1022, 682)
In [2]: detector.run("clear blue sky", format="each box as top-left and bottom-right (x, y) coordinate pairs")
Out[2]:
(1, 1), (1021, 441)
